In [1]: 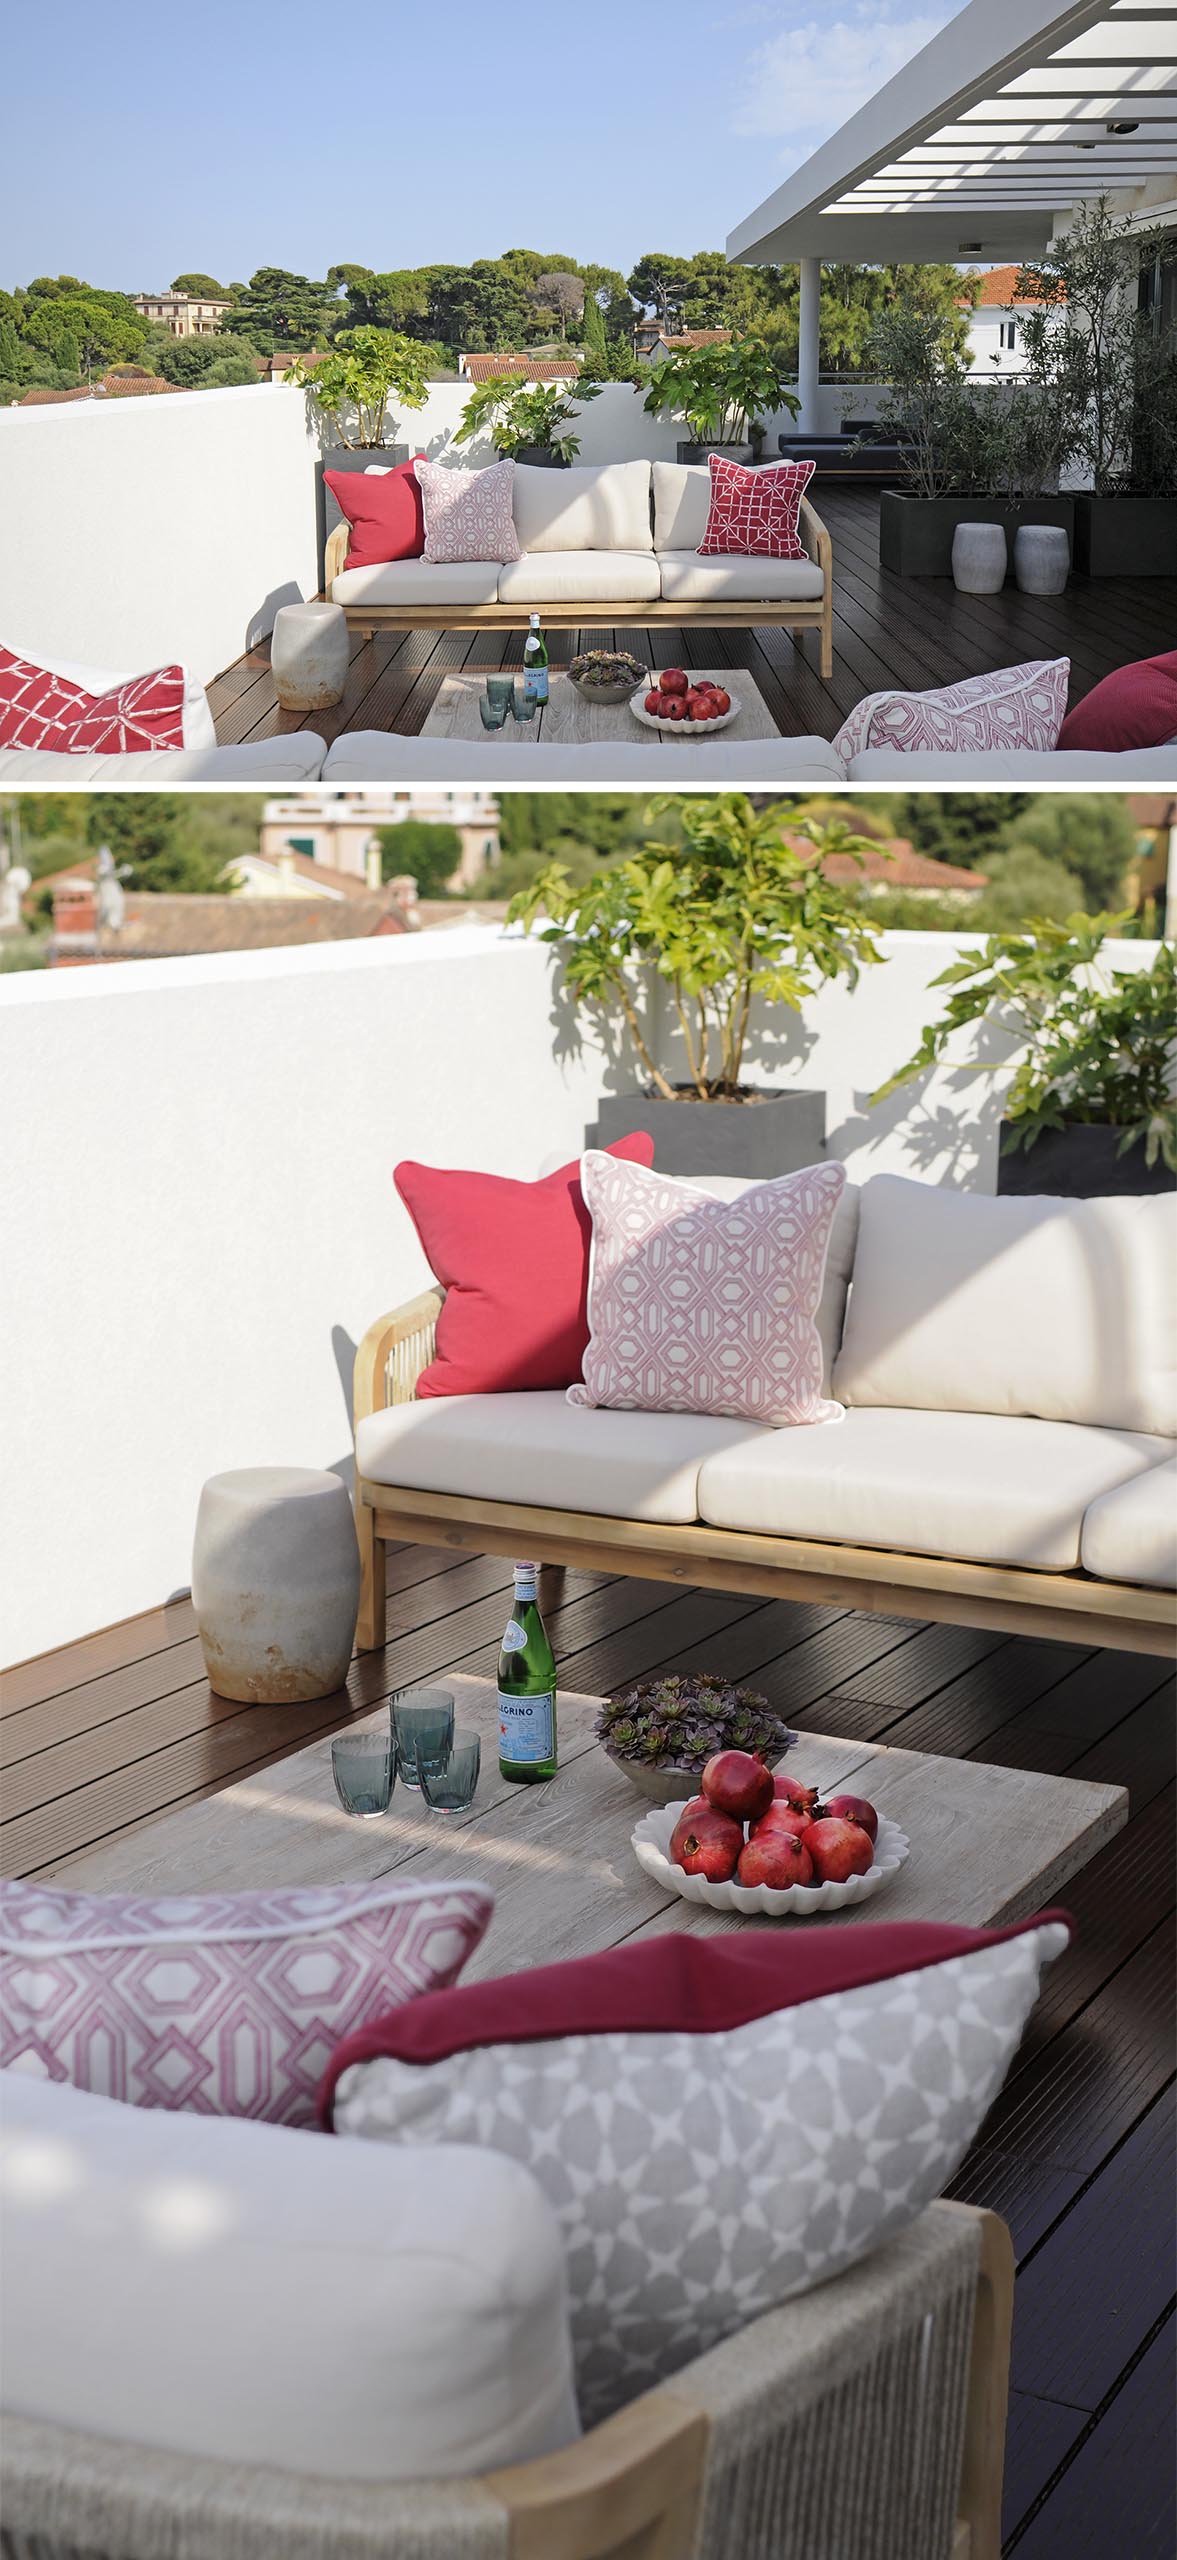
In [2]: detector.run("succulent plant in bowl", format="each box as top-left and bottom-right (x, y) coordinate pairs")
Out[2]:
(596, 1675), (797, 1805)
(568, 649), (648, 704)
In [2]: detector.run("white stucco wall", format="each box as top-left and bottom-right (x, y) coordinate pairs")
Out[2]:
(0, 385), (320, 687)
(1, 928), (1157, 1664)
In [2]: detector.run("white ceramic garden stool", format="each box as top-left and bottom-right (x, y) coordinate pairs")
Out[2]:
(192, 1467), (360, 1703)
(1014, 524), (1070, 595)
(271, 602), (350, 711)
(951, 523), (1008, 594)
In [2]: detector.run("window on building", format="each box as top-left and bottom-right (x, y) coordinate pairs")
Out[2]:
(999, 321), (1018, 353)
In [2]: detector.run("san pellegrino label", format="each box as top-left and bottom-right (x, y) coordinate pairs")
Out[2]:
(498, 1560), (557, 1782)
(522, 613), (549, 704)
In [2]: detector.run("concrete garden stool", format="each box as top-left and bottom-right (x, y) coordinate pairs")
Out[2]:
(951, 523), (1008, 594)
(271, 601), (350, 710)
(1014, 524), (1070, 595)
(192, 1467), (360, 1703)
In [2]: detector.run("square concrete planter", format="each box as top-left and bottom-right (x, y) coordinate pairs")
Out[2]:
(996, 1120), (1175, 1199)
(591, 1089), (826, 1178)
(1072, 495), (1177, 578)
(879, 492), (1074, 580)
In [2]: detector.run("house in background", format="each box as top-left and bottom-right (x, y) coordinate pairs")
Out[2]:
(634, 325), (732, 364)
(1126, 794), (1177, 921)
(131, 291), (234, 339)
(964, 267), (1064, 375)
(457, 352), (582, 385)
(260, 788), (500, 891)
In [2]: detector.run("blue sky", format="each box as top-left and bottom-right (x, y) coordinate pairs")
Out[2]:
(6, 0), (957, 291)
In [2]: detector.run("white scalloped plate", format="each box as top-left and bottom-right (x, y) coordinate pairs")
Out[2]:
(629, 684), (741, 736)
(632, 1800), (909, 1917)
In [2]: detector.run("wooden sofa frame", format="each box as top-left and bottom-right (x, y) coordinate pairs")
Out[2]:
(324, 494), (836, 681)
(354, 1291), (1176, 1662)
(0, 2204), (1013, 2560)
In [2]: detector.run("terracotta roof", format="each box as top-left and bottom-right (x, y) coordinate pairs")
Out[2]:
(460, 353), (581, 383)
(968, 266), (1062, 309)
(241, 850), (404, 902)
(787, 834), (986, 894)
(1127, 796), (1177, 828)
(16, 371), (179, 406)
(92, 893), (411, 959)
(660, 329), (732, 350)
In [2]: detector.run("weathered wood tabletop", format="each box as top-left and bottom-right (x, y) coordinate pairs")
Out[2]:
(55, 1674), (1127, 1968)
(420, 668), (780, 748)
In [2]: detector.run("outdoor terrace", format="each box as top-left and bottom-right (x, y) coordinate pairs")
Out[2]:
(209, 487), (1177, 750)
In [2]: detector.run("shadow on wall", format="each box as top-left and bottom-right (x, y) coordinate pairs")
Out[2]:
(246, 581), (307, 652)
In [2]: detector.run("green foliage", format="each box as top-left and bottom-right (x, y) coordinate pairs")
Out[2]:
(229, 269), (331, 353)
(171, 274), (226, 298)
(0, 317), (21, 377)
(0, 939), (48, 973)
(84, 797), (230, 894)
(642, 338), (793, 446)
(21, 281), (149, 378)
(155, 332), (259, 388)
(596, 1676), (792, 1773)
(875, 918), (1177, 1168)
(291, 328), (429, 447)
(897, 794), (1033, 870)
(509, 797), (884, 1099)
(1002, 795), (1136, 913)
(376, 820), (462, 897)
(581, 289), (608, 367)
(1016, 198), (1175, 494)
(455, 371), (600, 460)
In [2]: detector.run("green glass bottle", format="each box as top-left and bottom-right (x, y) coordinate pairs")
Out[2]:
(522, 612), (549, 707)
(497, 1560), (558, 1783)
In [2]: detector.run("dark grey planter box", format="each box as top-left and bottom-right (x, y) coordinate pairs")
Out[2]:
(996, 1120), (1175, 1199)
(676, 441), (753, 465)
(879, 491), (1075, 579)
(316, 444), (409, 587)
(1072, 494), (1177, 578)
(591, 1089), (826, 1178)
(516, 446), (569, 468)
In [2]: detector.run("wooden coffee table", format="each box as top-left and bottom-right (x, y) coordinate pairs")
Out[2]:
(421, 668), (779, 748)
(56, 1675), (1126, 1973)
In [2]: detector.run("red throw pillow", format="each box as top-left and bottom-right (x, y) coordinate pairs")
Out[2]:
(326, 457), (427, 569)
(697, 455), (814, 559)
(0, 650), (187, 752)
(394, 1133), (655, 1396)
(1056, 650), (1177, 753)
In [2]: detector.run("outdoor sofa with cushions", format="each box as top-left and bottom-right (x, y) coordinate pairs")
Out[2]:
(325, 459), (836, 680)
(353, 1175), (1177, 1663)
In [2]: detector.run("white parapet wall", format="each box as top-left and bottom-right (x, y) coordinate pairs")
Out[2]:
(0, 385), (320, 688)
(1, 925), (1157, 1665)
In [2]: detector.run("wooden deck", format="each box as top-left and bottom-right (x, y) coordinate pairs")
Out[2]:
(209, 486), (1177, 748)
(3, 1553), (1173, 2554)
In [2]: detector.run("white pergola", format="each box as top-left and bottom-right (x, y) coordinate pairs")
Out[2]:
(728, 0), (1177, 430)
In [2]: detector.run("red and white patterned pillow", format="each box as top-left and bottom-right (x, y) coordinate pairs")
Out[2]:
(0, 649), (188, 752)
(416, 457), (520, 565)
(0, 1873), (493, 2125)
(570, 1153), (847, 1425)
(833, 659), (1070, 761)
(698, 455), (814, 559)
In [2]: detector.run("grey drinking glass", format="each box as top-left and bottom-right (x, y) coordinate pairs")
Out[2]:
(479, 693), (509, 730)
(332, 1730), (396, 1819)
(511, 682), (537, 721)
(391, 1688), (455, 1790)
(486, 674), (515, 711)
(418, 1729), (480, 1812)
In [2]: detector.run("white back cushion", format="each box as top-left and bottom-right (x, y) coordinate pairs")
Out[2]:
(0, 2073), (580, 2479)
(512, 461), (653, 554)
(689, 1175), (859, 1391)
(652, 460), (712, 552)
(835, 1175), (1177, 1436)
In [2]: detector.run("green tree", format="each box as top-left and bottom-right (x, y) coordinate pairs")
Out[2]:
(626, 254), (692, 330)
(171, 273), (226, 297)
(1002, 794), (1137, 912)
(377, 820), (461, 896)
(229, 269), (331, 353)
(84, 797), (229, 893)
(155, 332), (259, 387)
(896, 793), (1034, 871)
(581, 289), (607, 367)
(22, 286), (148, 377)
(0, 316), (20, 378)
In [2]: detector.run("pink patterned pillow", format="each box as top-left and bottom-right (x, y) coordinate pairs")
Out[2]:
(832, 659), (1070, 761)
(0, 649), (187, 752)
(571, 1154), (846, 1425)
(697, 456), (814, 559)
(0, 1873), (493, 2125)
(416, 457), (520, 564)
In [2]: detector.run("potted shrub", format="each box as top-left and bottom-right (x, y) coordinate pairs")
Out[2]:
(1013, 202), (1177, 578)
(596, 1675), (797, 1804)
(872, 308), (1076, 577)
(509, 796), (884, 1177)
(454, 372), (601, 466)
(874, 917), (1176, 1197)
(292, 325), (430, 458)
(641, 338), (795, 463)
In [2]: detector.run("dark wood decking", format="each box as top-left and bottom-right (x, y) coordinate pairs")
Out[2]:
(208, 486), (1177, 748)
(3, 1554), (1173, 2554)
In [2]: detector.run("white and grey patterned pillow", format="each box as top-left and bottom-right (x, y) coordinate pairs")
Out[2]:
(328, 1917), (1068, 2426)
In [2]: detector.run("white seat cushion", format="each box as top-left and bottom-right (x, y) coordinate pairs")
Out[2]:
(357, 1391), (765, 1524)
(0, 736), (327, 782)
(1081, 1458), (1177, 1588)
(0, 2073), (580, 2480)
(697, 1407), (1171, 1570)
(846, 748), (1177, 779)
(497, 550), (662, 604)
(652, 460), (712, 553)
(321, 733), (848, 782)
(835, 1176), (1177, 1438)
(332, 558), (501, 607)
(512, 461), (653, 554)
(657, 552), (824, 603)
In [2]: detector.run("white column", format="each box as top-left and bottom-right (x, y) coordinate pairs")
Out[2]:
(797, 256), (821, 438)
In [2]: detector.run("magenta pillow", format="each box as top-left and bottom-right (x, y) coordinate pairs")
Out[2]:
(698, 455), (814, 559)
(571, 1154), (846, 1424)
(1056, 651), (1177, 752)
(325, 457), (427, 568)
(394, 1133), (655, 1397)
(0, 1873), (493, 2124)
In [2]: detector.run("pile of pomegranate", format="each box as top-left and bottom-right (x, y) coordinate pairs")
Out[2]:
(641, 668), (731, 724)
(668, 1749), (879, 1890)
